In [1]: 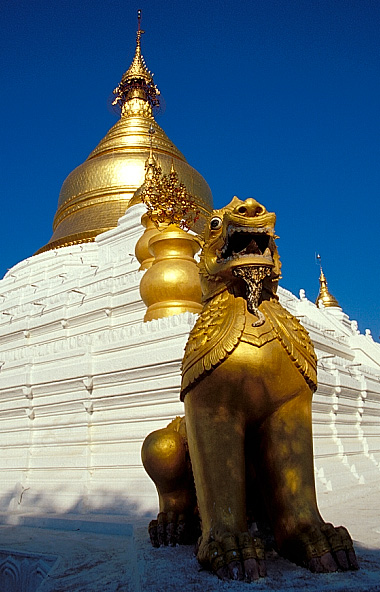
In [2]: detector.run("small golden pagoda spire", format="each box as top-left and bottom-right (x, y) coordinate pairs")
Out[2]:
(112, 10), (160, 117)
(137, 144), (202, 321)
(315, 255), (340, 308)
(124, 12), (153, 83)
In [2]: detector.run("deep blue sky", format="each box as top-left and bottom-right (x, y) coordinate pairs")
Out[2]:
(1, 0), (379, 339)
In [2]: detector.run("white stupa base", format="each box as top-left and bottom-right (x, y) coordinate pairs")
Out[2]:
(0, 204), (379, 556)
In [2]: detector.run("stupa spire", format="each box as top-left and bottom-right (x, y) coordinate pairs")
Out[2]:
(35, 11), (212, 255)
(112, 10), (160, 117)
(315, 255), (340, 308)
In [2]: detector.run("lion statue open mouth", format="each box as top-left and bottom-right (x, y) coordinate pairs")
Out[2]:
(200, 196), (279, 327)
(142, 197), (358, 582)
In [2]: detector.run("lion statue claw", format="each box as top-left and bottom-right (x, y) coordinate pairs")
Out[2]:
(142, 197), (359, 580)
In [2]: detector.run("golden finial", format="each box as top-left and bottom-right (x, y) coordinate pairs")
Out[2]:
(138, 125), (202, 320)
(140, 155), (200, 230)
(112, 10), (160, 114)
(315, 254), (340, 308)
(137, 9), (143, 36)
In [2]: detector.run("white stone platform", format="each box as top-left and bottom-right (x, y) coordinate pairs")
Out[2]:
(0, 482), (379, 592)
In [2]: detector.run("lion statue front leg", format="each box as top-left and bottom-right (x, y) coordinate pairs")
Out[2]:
(184, 379), (266, 581)
(255, 387), (358, 574)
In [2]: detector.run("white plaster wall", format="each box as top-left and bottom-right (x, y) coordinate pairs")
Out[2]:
(0, 204), (379, 522)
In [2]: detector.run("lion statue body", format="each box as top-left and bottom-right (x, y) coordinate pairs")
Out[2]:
(142, 197), (358, 581)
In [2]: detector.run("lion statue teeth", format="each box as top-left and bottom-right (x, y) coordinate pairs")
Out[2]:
(142, 197), (358, 581)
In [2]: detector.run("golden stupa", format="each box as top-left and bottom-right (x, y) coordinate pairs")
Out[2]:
(37, 13), (213, 254)
(315, 256), (340, 308)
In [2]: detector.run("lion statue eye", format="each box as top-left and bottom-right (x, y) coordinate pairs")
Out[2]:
(210, 217), (222, 230)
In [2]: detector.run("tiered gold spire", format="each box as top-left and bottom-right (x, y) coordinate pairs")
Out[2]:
(36, 11), (212, 254)
(315, 255), (340, 308)
(112, 10), (160, 115)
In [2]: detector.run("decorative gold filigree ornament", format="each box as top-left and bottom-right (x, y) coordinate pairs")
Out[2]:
(140, 133), (200, 231)
(137, 137), (202, 321)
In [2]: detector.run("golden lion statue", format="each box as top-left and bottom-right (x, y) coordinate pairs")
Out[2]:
(142, 197), (358, 581)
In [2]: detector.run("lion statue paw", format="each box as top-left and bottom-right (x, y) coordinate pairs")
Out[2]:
(282, 522), (359, 573)
(197, 531), (266, 582)
(148, 511), (200, 547)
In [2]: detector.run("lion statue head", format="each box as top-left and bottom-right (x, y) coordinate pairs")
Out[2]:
(198, 196), (281, 325)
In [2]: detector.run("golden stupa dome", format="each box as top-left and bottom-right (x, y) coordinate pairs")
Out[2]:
(37, 14), (213, 254)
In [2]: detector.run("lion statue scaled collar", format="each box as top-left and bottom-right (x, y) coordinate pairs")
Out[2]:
(181, 196), (317, 397)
